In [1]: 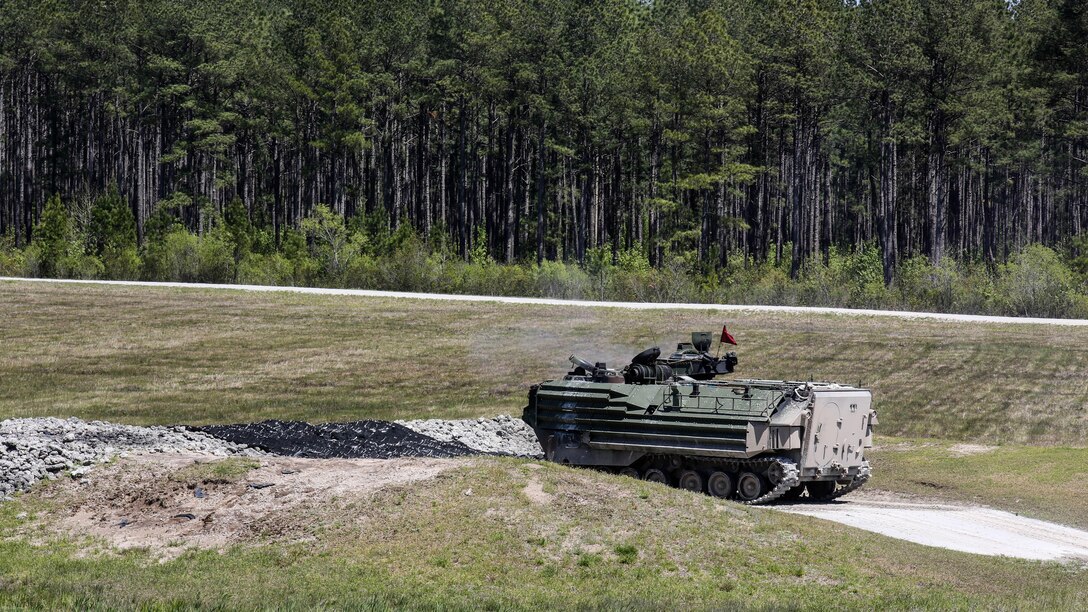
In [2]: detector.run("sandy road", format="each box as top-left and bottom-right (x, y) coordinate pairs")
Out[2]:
(773, 491), (1088, 562)
(5, 276), (1088, 326)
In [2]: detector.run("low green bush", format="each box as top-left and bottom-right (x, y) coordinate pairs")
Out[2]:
(143, 227), (199, 282)
(56, 252), (105, 279)
(0, 235), (26, 275)
(237, 252), (299, 286)
(195, 226), (234, 283)
(101, 246), (142, 280)
(993, 244), (1077, 317)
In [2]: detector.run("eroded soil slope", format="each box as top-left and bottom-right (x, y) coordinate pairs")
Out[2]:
(27, 453), (459, 559)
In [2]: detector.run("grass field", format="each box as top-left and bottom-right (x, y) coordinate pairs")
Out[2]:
(2, 280), (1086, 609)
(3, 280), (1088, 444)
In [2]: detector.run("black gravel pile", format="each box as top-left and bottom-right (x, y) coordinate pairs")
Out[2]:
(195, 420), (480, 459)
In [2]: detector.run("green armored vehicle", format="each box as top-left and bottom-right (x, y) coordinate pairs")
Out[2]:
(522, 332), (875, 504)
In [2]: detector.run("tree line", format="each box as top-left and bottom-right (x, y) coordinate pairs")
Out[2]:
(7, 189), (1088, 319)
(1, 0), (1086, 287)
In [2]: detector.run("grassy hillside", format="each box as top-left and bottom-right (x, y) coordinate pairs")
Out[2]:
(2, 280), (1087, 610)
(1, 458), (1085, 610)
(869, 440), (1088, 529)
(2, 280), (1087, 445)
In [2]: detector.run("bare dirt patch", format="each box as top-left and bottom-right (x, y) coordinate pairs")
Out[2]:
(521, 477), (553, 505)
(872, 440), (935, 452)
(948, 443), (998, 456)
(32, 453), (462, 560)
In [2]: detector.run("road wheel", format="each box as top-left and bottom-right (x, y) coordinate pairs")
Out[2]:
(706, 471), (733, 498)
(736, 472), (765, 502)
(677, 470), (703, 492)
(618, 467), (639, 479)
(643, 468), (668, 485)
(766, 461), (786, 485)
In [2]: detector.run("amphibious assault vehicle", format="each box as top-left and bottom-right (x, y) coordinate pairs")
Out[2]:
(522, 332), (875, 504)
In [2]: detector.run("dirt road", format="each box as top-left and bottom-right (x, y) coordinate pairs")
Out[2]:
(773, 490), (1088, 562)
(5, 276), (1088, 326)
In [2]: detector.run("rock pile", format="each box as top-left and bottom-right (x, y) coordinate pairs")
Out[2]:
(196, 419), (480, 459)
(0, 417), (262, 500)
(1, 415), (544, 501)
(396, 414), (543, 458)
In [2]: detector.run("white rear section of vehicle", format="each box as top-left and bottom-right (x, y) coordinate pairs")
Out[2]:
(802, 390), (874, 472)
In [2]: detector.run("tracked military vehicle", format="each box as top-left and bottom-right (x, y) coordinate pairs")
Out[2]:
(522, 332), (875, 504)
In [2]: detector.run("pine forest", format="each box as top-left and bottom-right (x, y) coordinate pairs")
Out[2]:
(2, 0), (1088, 317)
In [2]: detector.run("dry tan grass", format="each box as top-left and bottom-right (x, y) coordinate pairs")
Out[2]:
(2, 280), (1087, 445)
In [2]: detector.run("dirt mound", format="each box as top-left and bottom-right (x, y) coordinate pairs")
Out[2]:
(1, 417), (261, 500)
(35, 453), (458, 560)
(396, 415), (543, 458)
(196, 419), (478, 459)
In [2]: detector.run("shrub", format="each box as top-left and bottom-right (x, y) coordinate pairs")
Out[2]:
(102, 246), (142, 280)
(20, 243), (43, 277)
(19, 187), (1088, 320)
(743, 263), (795, 306)
(34, 195), (71, 278)
(606, 268), (654, 301)
(144, 227), (199, 282)
(888, 255), (992, 314)
(57, 252), (105, 279)
(533, 260), (591, 299)
(222, 198), (254, 274)
(796, 256), (850, 308)
(341, 252), (380, 289)
(841, 244), (892, 308)
(459, 261), (535, 297)
(0, 235), (26, 275)
(238, 252), (302, 286)
(629, 259), (698, 303)
(375, 235), (442, 292)
(948, 261), (996, 315)
(302, 204), (356, 279)
(88, 186), (137, 259)
(995, 244), (1077, 318)
(894, 255), (942, 311)
(196, 226), (234, 283)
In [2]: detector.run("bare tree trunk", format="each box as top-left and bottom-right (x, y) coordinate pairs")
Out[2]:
(877, 93), (898, 285)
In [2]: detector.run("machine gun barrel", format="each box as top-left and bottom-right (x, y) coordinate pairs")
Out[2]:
(569, 354), (597, 372)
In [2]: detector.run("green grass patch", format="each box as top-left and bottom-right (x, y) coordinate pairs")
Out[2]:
(168, 457), (260, 486)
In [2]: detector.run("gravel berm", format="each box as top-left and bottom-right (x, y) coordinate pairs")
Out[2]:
(396, 414), (543, 458)
(195, 420), (479, 459)
(1, 415), (543, 500)
(196, 415), (543, 459)
(0, 417), (263, 500)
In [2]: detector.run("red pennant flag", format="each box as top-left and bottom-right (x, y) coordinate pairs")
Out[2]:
(720, 324), (737, 346)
